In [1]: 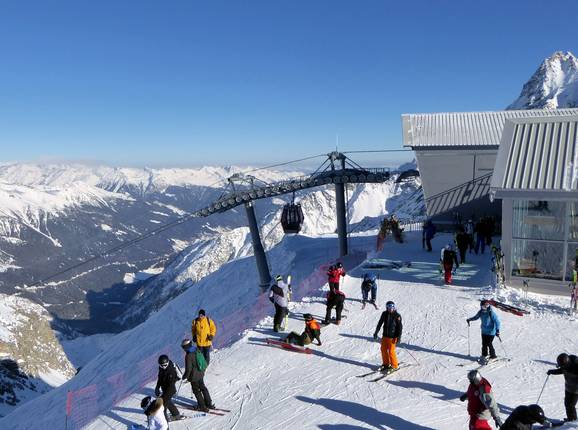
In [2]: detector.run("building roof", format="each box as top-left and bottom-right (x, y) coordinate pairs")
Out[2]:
(490, 115), (578, 199)
(402, 108), (578, 149)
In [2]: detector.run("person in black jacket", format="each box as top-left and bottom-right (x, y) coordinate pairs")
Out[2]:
(154, 354), (183, 422)
(323, 288), (346, 325)
(181, 339), (215, 412)
(501, 404), (547, 430)
(547, 353), (578, 421)
(455, 227), (470, 264)
(373, 301), (402, 373)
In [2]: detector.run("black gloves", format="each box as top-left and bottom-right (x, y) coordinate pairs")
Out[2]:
(154, 388), (161, 397)
(547, 369), (556, 375)
(181, 374), (187, 380)
(459, 393), (467, 402)
(373, 332), (378, 340)
(396, 337), (401, 344)
(494, 417), (503, 428)
(207, 335), (214, 341)
(466, 319), (470, 326)
(496, 331), (500, 337)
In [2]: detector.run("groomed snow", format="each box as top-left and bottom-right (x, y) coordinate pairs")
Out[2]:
(78, 232), (578, 429)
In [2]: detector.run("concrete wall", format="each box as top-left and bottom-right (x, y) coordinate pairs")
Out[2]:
(414, 148), (500, 223)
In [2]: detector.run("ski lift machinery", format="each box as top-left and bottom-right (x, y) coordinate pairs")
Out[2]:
(281, 192), (304, 234)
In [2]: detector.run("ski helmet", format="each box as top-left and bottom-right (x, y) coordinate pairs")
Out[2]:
(336, 262), (343, 269)
(181, 339), (192, 349)
(141, 396), (153, 410)
(158, 354), (169, 366)
(527, 404), (546, 424)
(275, 274), (283, 282)
(386, 301), (395, 310)
(198, 309), (206, 317)
(480, 300), (490, 309)
(557, 353), (570, 368)
(303, 313), (313, 321)
(467, 370), (482, 385)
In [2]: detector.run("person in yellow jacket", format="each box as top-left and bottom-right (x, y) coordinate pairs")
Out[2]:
(192, 309), (216, 365)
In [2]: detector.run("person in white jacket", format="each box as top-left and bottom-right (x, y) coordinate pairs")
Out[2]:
(269, 274), (291, 332)
(140, 396), (169, 430)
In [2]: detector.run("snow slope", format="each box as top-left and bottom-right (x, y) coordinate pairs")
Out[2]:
(4, 232), (578, 429)
(508, 51), (578, 109)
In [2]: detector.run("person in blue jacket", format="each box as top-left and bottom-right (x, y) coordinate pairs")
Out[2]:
(466, 300), (501, 361)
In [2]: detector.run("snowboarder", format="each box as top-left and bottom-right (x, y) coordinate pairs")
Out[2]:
(181, 339), (215, 413)
(284, 313), (322, 346)
(140, 395), (169, 430)
(327, 262), (346, 293)
(440, 243), (459, 284)
(546, 353), (578, 422)
(191, 309), (217, 365)
(423, 219), (436, 252)
(466, 300), (501, 363)
(501, 404), (548, 430)
(323, 287), (345, 325)
(456, 227), (470, 264)
(361, 273), (378, 307)
(154, 355), (183, 422)
(373, 301), (402, 373)
(459, 370), (503, 429)
(269, 274), (291, 332)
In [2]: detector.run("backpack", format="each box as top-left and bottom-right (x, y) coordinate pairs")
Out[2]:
(195, 350), (208, 372)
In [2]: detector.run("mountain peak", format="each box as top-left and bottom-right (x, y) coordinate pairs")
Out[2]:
(507, 50), (578, 110)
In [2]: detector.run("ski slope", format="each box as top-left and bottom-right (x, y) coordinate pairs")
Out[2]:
(86, 232), (578, 430)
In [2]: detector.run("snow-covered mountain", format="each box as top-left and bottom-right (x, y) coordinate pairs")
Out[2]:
(508, 51), (578, 109)
(0, 294), (75, 418)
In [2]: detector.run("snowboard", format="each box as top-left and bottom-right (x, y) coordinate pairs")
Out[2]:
(265, 338), (313, 354)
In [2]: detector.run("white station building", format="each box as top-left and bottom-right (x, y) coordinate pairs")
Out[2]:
(402, 108), (578, 294)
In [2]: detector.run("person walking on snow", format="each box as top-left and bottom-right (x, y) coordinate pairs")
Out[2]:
(284, 313), (322, 346)
(269, 274), (291, 332)
(181, 339), (215, 412)
(466, 300), (501, 362)
(456, 227), (470, 264)
(191, 309), (217, 365)
(465, 218), (475, 253)
(323, 287), (345, 325)
(361, 273), (378, 307)
(154, 354), (183, 422)
(459, 370), (503, 429)
(373, 301), (402, 373)
(547, 353), (578, 422)
(140, 396), (169, 430)
(423, 219), (436, 252)
(441, 243), (459, 284)
(501, 404), (548, 430)
(327, 262), (345, 293)
(475, 219), (486, 254)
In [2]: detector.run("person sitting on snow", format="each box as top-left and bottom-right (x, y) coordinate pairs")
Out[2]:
(501, 404), (548, 430)
(284, 313), (322, 346)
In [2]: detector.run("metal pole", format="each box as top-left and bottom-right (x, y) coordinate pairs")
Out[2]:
(536, 374), (550, 403)
(335, 181), (348, 257)
(245, 201), (272, 287)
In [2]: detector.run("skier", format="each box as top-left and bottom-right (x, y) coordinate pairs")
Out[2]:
(459, 370), (503, 429)
(191, 309), (217, 365)
(373, 301), (402, 374)
(456, 227), (470, 264)
(323, 286), (345, 325)
(423, 219), (436, 252)
(440, 243), (459, 284)
(140, 396), (169, 430)
(327, 262), (346, 293)
(284, 313), (322, 346)
(269, 274), (291, 332)
(465, 218), (475, 253)
(154, 355), (183, 422)
(181, 339), (215, 413)
(501, 404), (547, 430)
(466, 300), (501, 363)
(361, 273), (378, 307)
(546, 353), (578, 422)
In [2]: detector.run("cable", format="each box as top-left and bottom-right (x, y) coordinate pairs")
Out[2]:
(342, 149), (412, 154)
(242, 153), (326, 175)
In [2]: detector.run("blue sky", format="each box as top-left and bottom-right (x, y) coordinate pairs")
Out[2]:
(1, 0), (577, 168)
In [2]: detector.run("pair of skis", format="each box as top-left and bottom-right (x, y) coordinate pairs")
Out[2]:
(265, 338), (313, 354)
(361, 302), (379, 310)
(356, 363), (410, 382)
(487, 299), (529, 316)
(178, 403), (231, 416)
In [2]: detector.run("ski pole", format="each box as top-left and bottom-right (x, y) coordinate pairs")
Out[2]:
(467, 324), (471, 357)
(536, 374), (550, 404)
(496, 335), (509, 358)
(400, 343), (420, 365)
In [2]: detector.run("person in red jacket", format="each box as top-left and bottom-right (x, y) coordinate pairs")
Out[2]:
(459, 370), (503, 429)
(327, 262), (346, 293)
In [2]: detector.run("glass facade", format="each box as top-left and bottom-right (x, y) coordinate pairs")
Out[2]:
(511, 200), (567, 281)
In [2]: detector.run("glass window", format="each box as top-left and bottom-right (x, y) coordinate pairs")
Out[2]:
(512, 200), (565, 241)
(567, 243), (578, 281)
(569, 203), (578, 241)
(511, 239), (564, 281)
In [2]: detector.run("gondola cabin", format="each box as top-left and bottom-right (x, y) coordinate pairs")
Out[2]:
(281, 203), (304, 234)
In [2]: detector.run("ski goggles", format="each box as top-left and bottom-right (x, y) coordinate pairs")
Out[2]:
(159, 363), (169, 369)
(386, 303), (396, 310)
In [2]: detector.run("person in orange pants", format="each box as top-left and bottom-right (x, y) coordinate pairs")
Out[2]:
(373, 301), (402, 373)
